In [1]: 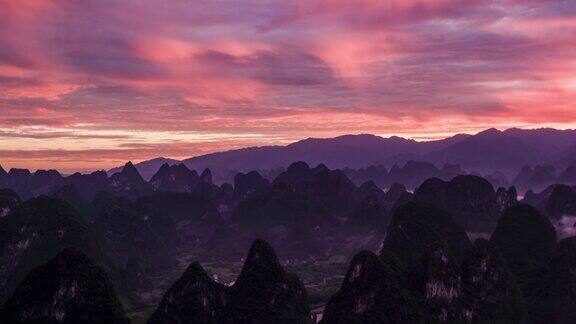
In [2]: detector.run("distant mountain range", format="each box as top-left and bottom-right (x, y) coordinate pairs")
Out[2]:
(111, 128), (576, 180)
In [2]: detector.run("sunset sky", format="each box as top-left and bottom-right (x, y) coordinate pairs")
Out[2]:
(0, 0), (575, 171)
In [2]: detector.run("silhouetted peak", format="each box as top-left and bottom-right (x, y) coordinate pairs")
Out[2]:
(121, 161), (138, 174)
(156, 162), (171, 175)
(414, 178), (448, 203)
(147, 260), (227, 324)
(491, 204), (557, 275)
(8, 168), (31, 177)
(544, 184), (576, 219)
(108, 161), (146, 192)
(149, 162), (197, 191)
(227, 239), (310, 323)
(382, 201), (471, 269)
(176, 163), (191, 172)
(232, 239), (286, 293)
(0, 165), (6, 177)
(313, 163), (329, 173)
(200, 168), (213, 184)
(359, 180), (379, 191)
(477, 128), (502, 137)
(287, 161), (310, 174)
(179, 261), (212, 283)
(233, 171), (269, 201)
(241, 239), (282, 273)
(117, 162), (145, 183)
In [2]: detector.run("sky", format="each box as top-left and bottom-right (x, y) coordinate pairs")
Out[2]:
(0, 0), (575, 172)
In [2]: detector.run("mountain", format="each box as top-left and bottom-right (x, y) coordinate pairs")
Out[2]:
(149, 163), (200, 193)
(28, 170), (63, 197)
(0, 248), (128, 324)
(107, 161), (150, 198)
(381, 201), (471, 270)
(321, 251), (421, 323)
(147, 262), (228, 323)
(108, 157), (180, 181)
(491, 204), (557, 321)
(1, 169), (32, 199)
(344, 160), (465, 190)
(91, 196), (177, 272)
(181, 133), (467, 175)
(0, 196), (107, 304)
(428, 128), (541, 171)
(98, 128), (576, 184)
(414, 175), (501, 232)
(149, 239), (310, 323)
(419, 242), (467, 322)
(543, 184), (576, 219)
(513, 165), (558, 192)
(233, 171), (270, 202)
(537, 236), (576, 323)
(461, 238), (525, 322)
(58, 170), (109, 201)
(503, 128), (576, 160)
(226, 239), (311, 323)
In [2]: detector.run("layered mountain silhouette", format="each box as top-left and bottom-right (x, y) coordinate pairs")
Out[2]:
(3, 147), (576, 323)
(109, 128), (576, 184)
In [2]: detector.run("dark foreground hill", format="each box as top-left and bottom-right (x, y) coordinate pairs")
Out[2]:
(0, 248), (129, 324)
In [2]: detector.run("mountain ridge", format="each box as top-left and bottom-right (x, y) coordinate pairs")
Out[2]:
(106, 127), (576, 180)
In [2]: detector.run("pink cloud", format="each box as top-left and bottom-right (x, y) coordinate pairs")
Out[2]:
(0, 0), (574, 169)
